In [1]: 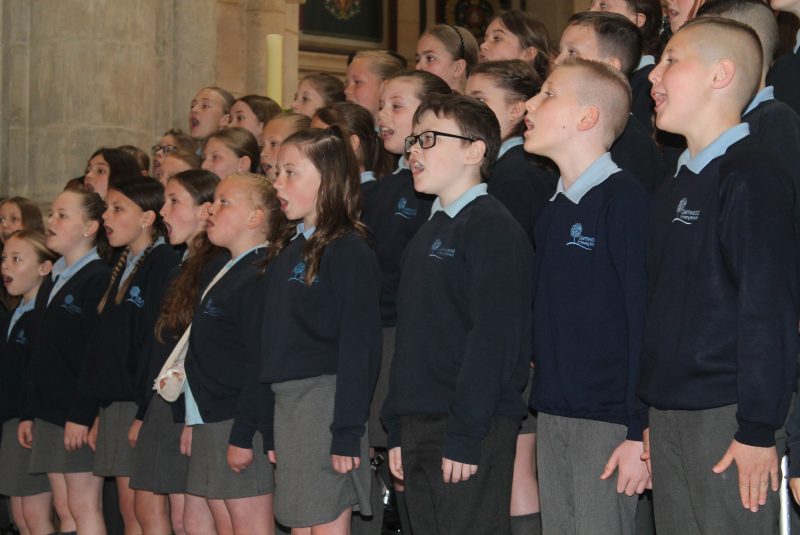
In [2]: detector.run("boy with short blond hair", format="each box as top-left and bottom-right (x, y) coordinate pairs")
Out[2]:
(640, 16), (798, 534)
(523, 57), (650, 535)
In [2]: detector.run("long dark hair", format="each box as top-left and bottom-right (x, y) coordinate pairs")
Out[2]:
(88, 148), (142, 190)
(269, 126), (366, 284)
(98, 176), (166, 312)
(155, 169), (222, 341)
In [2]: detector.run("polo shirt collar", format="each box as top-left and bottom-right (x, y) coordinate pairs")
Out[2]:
(675, 123), (750, 175)
(550, 152), (620, 204)
(429, 183), (487, 219)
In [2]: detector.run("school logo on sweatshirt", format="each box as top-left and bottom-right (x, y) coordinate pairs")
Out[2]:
(672, 198), (700, 225)
(429, 238), (456, 260)
(61, 294), (82, 315)
(288, 261), (319, 285)
(15, 329), (27, 346)
(566, 223), (596, 251)
(126, 286), (145, 308)
(203, 298), (223, 317)
(394, 197), (418, 219)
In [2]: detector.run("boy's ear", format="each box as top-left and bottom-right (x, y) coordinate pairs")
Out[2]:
(464, 139), (487, 167)
(606, 57), (623, 73)
(711, 58), (736, 89)
(577, 105), (600, 132)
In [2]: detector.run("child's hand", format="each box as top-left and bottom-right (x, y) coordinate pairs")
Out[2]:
(389, 447), (404, 481)
(180, 426), (193, 457)
(641, 428), (652, 478)
(713, 439), (779, 512)
(87, 417), (99, 451)
(601, 439), (651, 495)
(64, 421), (89, 452)
(227, 445), (254, 473)
(332, 455), (361, 474)
(128, 419), (143, 449)
(442, 458), (478, 483)
(17, 420), (33, 449)
(790, 477), (800, 505)
(268, 450), (276, 464)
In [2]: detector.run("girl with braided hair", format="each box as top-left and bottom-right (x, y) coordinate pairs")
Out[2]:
(87, 176), (180, 535)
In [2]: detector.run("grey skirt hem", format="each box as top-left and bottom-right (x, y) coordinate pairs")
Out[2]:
(272, 375), (371, 527)
(185, 419), (274, 500)
(0, 419), (51, 496)
(29, 418), (94, 474)
(129, 396), (188, 494)
(93, 401), (138, 477)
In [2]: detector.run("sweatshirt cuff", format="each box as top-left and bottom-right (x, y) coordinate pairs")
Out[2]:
(228, 420), (257, 450)
(68, 405), (97, 428)
(387, 425), (401, 450)
(734, 420), (776, 447)
(443, 433), (482, 465)
(135, 403), (148, 421)
(330, 431), (361, 457)
(626, 411), (648, 441)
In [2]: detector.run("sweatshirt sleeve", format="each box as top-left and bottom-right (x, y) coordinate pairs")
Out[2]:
(68, 270), (108, 427)
(229, 277), (274, 450)
(719, 165), (798, 447)
(443, 214), (534, 465)
(329, 238), (383, 457)
(606, 183), (650, 441)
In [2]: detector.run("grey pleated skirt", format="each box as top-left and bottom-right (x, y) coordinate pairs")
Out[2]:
(520, 366), (538, 435)
(0, 419), (51, 496)
(368, 326), (395, 448)
(93, 401), (138, 477)
(185, 419), (274, 500)
(272, 374), (372, 528)
(129, 395), (188, 494)
(29, 418), (94, 474)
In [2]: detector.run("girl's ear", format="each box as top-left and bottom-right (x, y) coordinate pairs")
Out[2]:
(219, 113), (231, 128)
(509, 100), (526, 123)
(197, 201), (212, 222)
(521, 47), (538, 63)
(239, 156), (252, 173)
(248, 206), (266, 230)
(83, 219), (100, 238)
(38, 260), (54, 278)
(452, 58), (468, 81)
(141, 210), (157, 229)
(349, 134), (361, 155)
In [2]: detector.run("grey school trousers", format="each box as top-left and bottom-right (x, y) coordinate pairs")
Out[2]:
(649, 405), (779, 535)
(536, 413), (638, 535)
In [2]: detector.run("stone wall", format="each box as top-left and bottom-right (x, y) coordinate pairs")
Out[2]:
(0, 0), (299, 202)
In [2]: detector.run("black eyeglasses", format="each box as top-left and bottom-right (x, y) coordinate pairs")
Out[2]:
(151, 144), (178, 156)
(404, 131), (479, 153)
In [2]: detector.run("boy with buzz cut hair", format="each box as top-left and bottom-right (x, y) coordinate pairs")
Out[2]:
(767, 0), (800, 116)
(523, 57), (650, 535)
(640, 16), (798, 535)
(558, 11), (667, 194)
(382, 93), (533, 535)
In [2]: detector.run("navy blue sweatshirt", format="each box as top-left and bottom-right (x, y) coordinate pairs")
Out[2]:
(487, 143), (557, 246)
(0, 308), (36, 424)
(259, 231), (382, 457)
(139, 252), (230, 422)
(742, 95), (800, 241)
(629, 64), (655, 134)
(361, 169), (434, 326)
(610, 115), (666, 194)
(23, 259), (110, 427)
(184, 247), (271, 449)
(87, 244), (178, 413)
(767, 49), (800, 117)
(639, 135), (798, 447)
(382, 189), (533, 465)
(530, 164), (649, 440)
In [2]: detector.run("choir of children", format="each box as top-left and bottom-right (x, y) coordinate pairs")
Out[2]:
(2, 5), (800, 535)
